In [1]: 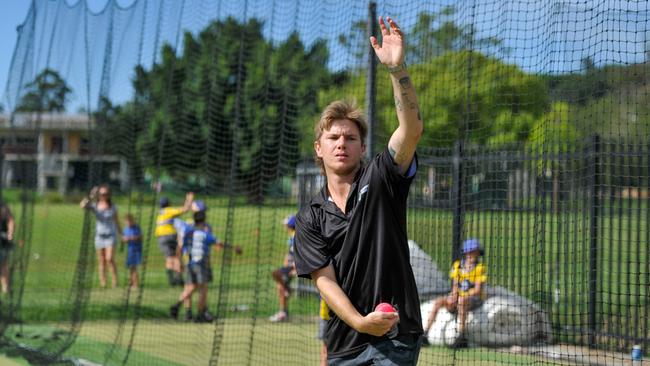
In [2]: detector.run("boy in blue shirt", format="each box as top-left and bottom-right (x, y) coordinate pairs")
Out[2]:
(169, 210), (241, 322)
(122, 214), (142, 289)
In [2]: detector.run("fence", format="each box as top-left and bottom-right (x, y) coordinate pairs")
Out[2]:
(298, 135), (650, 353)
(1, 0), (649, 364)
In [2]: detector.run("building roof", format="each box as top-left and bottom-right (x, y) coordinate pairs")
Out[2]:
(0, 113), (95, 131)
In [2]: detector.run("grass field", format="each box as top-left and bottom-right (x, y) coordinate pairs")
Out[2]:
(3, 320), (575, 366)
(0, 197), (647, 364)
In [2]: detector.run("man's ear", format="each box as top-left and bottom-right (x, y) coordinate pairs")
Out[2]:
(314, 140), (323, 158)
(361, 143), (366, 155)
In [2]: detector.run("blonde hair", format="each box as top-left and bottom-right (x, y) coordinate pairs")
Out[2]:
(314, 100), (368, 174)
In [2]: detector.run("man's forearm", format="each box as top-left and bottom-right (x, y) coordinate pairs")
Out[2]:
(391, 69), (422, 138)
(387, 68), (423, 170)
(391, 69), (420, 119)
(313, 266), (363, 331)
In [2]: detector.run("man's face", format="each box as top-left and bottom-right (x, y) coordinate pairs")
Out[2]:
(315, 119), (365, 176)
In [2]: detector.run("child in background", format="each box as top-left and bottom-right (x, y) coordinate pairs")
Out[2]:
(269, 215), (297, 322)
(318, 297), (330, 366)
(170, 210), (242, 322)
(122, 214), (142, 289)
(423, 238), (487, 348)
(155, 192), (193, 286)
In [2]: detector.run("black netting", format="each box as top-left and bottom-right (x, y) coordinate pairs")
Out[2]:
(0, 0), (648, 365)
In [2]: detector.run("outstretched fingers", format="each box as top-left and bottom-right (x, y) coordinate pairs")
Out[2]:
(386, 16), (402, 36)
(379, 16), (389, 36)
(369, 36), (380, 50)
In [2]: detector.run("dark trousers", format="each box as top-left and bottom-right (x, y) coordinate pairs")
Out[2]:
(328, 334), (422, 366)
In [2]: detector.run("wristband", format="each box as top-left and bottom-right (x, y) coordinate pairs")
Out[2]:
(386, 62), (407, 73)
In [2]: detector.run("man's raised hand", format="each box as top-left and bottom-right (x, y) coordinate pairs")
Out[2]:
(369, 16), (405, 67)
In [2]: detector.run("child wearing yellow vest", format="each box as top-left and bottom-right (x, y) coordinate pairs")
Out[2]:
(423, 238), (487, 348)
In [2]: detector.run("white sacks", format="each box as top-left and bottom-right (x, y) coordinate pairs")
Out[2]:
(420, 287), (553, 347)
(420, 301), (462, 346)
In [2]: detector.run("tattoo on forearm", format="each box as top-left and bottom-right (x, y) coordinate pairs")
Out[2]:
(394, 95), (403, 111)
(398, 92), (417, 111)
(398, 76), (411, 90)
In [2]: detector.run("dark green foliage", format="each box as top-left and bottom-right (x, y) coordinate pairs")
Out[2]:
(100, 18), (332, 197)
(16, 68), (72, 112)
(544, 59), (650, 143)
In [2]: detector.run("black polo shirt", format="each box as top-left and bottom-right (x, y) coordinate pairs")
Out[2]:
(294, 148), (423, 358)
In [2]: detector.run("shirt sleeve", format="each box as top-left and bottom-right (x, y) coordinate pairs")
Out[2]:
(205, 232), (216, 246)
(476, 263), (488, 283)
(376, 148), (418, 198)
(294, 210), (330, 279)
(168, 207), (184, 218)
(449, 260), (460, 282)
(173, 218), (187, 233)
(182, 230), (191, 246)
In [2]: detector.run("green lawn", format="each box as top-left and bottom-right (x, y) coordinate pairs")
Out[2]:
(4, 320), (571, 366)
(0, 198), (646, 364)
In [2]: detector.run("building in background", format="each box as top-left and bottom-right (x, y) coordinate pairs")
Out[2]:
(0, 113), (128, 194)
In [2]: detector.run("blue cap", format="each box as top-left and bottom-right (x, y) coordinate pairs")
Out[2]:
(284, 215), (296, 229)
(193, 200), (207, 212)
(159, 197), (170, 208)
(462, 238), (482, 254)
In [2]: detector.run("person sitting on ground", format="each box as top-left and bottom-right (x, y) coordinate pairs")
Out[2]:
(269, 215), (297, 322)
(423, 238), (487, 348)
(155, 192), (193, 286)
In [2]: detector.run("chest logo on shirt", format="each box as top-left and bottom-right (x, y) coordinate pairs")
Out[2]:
(358, 184), (369, 201)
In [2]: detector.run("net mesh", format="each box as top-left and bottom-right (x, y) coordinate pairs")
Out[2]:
(0, 0), (648, 365)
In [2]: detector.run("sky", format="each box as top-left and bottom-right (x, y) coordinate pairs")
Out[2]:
(1, 0), (648, 112)
(0, 0), (120, 111)
(0, 1), (31, 108)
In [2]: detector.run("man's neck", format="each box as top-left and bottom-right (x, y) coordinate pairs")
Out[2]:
(325, 167), (359, 213)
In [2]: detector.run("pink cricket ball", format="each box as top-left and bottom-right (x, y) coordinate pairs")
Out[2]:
(374, 302), (396, 313)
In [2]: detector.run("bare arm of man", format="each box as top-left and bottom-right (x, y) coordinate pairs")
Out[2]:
(370, 16), (423, 174)
(312, 264), (398, 337)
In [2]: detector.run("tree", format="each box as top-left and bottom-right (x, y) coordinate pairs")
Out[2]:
(16, 68), (71, 112)
(337, 7), (504, 66)
(311, 50), (549, 154)
(408, 6), (503, 63)
(526, 102), (582, 212)
(102, 17), (332, 198)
